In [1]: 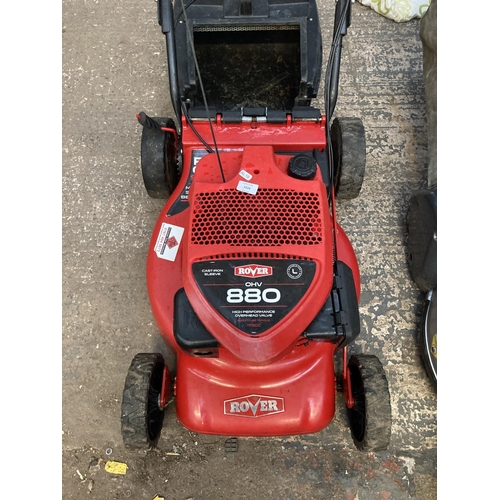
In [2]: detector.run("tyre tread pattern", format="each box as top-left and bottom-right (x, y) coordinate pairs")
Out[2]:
(332, 117), (366, 200)
(121, 353), (165, 450)
(348, 354), (392, 452)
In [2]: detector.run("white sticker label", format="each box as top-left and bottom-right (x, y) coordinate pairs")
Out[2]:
(154, 223), (184, 261)
(239, 169), (253, 181)
(236, 180), (258, 195)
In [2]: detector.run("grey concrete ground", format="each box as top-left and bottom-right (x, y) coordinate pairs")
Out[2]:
(62, 0), (437, 498)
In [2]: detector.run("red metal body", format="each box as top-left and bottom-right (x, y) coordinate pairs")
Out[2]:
(147, 116), (360, 436)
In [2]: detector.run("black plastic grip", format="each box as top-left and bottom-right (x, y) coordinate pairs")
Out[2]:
(136, 111), (163, 131)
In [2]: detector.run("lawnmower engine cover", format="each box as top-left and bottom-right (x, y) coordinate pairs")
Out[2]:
(146, 129), (361, 436)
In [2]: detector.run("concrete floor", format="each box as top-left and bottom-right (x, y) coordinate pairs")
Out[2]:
(62, 0), (437, 498)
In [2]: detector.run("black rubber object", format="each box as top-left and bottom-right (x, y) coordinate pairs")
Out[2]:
(140, 117), (178, 199)
(346, 354), (392, 452)
(406, 188), (437, 292)
(331, 117), (366, 200)
(121, 353), (166, 450)
(418, 288), (437, 388)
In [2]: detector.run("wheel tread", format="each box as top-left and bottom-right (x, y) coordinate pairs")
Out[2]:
(332, 117), (366, 201)
(121, 353), (165, 450)
(347, 353), (392, 452)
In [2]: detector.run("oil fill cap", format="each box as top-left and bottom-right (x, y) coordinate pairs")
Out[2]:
(288, 154), (317, 180)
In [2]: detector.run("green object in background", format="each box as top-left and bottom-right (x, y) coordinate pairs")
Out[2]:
(357, 0), (430, 22)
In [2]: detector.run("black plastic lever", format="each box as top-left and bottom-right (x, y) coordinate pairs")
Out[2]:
(136, 111), (163, 131)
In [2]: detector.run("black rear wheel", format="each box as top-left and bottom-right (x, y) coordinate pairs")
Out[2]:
(121, 353), (166, 450)
(347, 354), (391, 451)
(141, 117), (178, 198)
(331, 117), (366, 200)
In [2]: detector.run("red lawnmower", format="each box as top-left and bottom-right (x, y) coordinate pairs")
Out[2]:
(121, 0), (391, 452)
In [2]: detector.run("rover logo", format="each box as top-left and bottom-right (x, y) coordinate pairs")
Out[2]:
(224, 395), (284, 418)
(234, 264), (273, 277)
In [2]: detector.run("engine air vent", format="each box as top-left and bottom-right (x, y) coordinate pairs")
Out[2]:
(191, 189), (323, 246)
(195, 253), (314, 261)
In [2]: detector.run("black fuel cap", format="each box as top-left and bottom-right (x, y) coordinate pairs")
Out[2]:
(288, 154), (317, 180)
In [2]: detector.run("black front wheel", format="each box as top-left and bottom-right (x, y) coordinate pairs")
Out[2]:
(346, 354), (392, 452)
(121, 353), (167, 450)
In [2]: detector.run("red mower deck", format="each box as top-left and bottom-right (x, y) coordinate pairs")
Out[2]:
(121, 0), (392, 453)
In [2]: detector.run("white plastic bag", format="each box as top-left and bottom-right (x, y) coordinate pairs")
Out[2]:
(357, 0), (431, 22)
